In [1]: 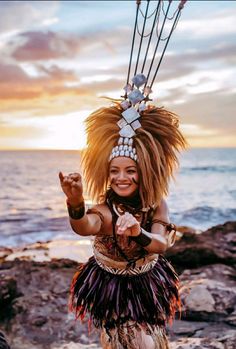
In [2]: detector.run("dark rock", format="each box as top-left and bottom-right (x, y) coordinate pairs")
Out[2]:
(0, 259), (100, 348)
(167, 221), (236, 271)
(0, 248), (13, 263)
(0, 274), (20, 322)
(168, 320), (208, 337)
(29, 315), (48, 327)
(179, 264), (236, 322)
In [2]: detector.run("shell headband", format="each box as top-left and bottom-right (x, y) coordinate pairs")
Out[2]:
(109, 0), (187, 162)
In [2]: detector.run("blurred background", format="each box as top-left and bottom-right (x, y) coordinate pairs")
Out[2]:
(0, 0), (236, 247)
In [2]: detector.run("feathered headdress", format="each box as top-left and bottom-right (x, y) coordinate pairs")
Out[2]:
(82, 0), (188, 207)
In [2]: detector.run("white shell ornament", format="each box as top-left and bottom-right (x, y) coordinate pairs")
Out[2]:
(119, 125), (136, 138)
(128, 138), (133, 146)
(122, 107), (140, 123)
(143, 86), (152, 95)
(132, 74), (147, 88)
(117, 118), (127, 129)
(121, 100), (130, 110)
(128, 89), (145, 105)
(131, 119), (141, 131)
(123, 83), (132, 93)
(139, 103), (146, 112)
(118, 137), (123, 145)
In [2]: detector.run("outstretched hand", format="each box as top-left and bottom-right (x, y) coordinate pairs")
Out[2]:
(59, 171), (83, 206)
(116, 212), (140, 237)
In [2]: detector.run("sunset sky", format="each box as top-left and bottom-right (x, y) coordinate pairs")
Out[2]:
(0, 0), (236, 150)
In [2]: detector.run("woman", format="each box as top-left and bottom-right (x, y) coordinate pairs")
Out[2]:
(59, 103), (186, 348)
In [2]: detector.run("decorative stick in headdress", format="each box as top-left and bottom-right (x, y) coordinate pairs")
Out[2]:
(82, 0), (188, 208)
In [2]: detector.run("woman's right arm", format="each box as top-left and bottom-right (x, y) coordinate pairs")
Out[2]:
(59, 171), (102, 236)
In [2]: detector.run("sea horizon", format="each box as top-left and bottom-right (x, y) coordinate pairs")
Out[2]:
(1, 148), (236, 247)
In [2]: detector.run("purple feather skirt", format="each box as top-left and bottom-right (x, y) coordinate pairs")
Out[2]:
(69, 254), (180, 332)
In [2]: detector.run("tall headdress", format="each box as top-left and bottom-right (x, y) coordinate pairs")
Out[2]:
(83, 0), (188, 207)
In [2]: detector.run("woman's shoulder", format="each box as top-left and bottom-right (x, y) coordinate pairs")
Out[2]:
(150, 198), (170, 227)
(154, 198), (169, 216)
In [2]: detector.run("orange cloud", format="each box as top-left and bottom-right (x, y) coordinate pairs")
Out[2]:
(12, 31), (81, 61)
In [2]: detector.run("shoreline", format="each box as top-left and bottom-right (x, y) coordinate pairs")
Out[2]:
(0, 220), (236, 349)
(1, 224), (200, 264)
(0, 220), (226, 266)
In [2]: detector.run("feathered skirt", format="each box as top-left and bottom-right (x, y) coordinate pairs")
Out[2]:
(69, 251), (180, 348)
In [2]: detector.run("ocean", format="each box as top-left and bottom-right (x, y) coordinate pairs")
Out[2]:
(0, 149), (235, 247)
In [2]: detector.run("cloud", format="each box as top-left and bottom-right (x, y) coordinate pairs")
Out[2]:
(0, 2), (235, 149)
(11, 31), (81, 61)
(0, 1), (59, 35)
(171, 44), (236, 66)
(0, 62), (79, 96)
(164, 86), (236, 137)
(0, 62), (29, 83)
(178, 8), (236, 39)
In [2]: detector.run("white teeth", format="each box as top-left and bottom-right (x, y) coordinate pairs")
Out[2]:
(117, 184), (129, 188)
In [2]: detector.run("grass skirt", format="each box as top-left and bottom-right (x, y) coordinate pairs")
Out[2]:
(69, 254), (180, 332)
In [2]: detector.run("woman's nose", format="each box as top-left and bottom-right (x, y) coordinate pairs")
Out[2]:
(118, 171), (126, 180)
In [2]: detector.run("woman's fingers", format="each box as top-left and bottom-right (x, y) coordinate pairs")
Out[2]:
(59, 171), (64, 182)
(116, 213), (138, 235)
(59, 172), (83, 200)
(71, 181), (83, 191)
(69, 173), (81, 181)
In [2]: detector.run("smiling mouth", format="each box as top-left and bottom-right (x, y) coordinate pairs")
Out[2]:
(116, 184), (130, 189)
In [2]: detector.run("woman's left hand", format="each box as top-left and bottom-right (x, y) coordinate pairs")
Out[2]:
(116, 212), (140, 236)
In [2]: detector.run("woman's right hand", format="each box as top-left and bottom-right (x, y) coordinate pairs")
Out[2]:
(59, 171), (83, 207)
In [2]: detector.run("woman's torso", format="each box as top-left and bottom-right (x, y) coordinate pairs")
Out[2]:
(91, 202), (155, 262)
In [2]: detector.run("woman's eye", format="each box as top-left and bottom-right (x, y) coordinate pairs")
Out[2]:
(127, 170), (136, 174)
(110, 170), (118, 174)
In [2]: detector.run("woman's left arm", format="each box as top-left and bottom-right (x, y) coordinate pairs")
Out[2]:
(116, 199), (175, 254)
(142, 199), (170, 253)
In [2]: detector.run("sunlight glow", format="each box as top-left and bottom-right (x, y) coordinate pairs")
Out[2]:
(31, 111), (90, 150)
(0, 111), (91, 150)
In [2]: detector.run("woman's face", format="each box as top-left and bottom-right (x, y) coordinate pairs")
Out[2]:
(109, 157), (139, 197)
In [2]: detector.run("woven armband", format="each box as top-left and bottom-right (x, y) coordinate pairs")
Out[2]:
(67, 200), (85, 220)
(131, 228), (152, 247)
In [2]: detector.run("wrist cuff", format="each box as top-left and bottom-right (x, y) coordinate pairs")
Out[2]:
(131, 228), (152, 247)
(67, 200), (85, 220)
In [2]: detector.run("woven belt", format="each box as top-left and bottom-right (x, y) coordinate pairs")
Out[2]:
(93, 247), (159, 276)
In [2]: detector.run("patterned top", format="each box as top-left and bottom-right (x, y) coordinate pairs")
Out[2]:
(87, 205), (150, 262)
(94, 234), (146, 262)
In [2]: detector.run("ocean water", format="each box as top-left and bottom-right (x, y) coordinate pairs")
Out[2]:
(0, 149), (235, 247)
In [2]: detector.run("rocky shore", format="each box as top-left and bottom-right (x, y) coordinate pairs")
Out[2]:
(0, 221), (236, 349)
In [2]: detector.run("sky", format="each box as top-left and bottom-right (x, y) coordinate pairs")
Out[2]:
(0, 0), (236, 150)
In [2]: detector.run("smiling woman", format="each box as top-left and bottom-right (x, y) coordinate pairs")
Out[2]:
(59, 7), (189, 340)
(59, 101), (186, 349)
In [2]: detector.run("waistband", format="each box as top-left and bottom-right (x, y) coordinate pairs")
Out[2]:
(93, 247), (159, 275)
